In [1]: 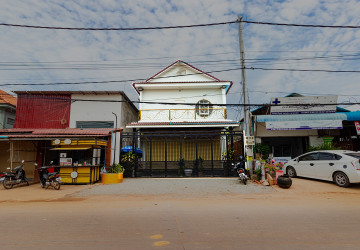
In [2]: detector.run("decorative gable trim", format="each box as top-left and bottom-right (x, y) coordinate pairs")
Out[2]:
(146, 60), (221, 82)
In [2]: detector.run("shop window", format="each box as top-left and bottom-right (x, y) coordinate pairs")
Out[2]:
(274, 145), (291, 157)
(7, 117), (15, 125)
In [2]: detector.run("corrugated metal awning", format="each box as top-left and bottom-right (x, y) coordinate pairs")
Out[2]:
(255, 112), (352, 122)
(51, 146), (92, 150)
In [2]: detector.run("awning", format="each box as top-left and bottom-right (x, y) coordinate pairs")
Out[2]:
(51, 139), (107, 146)
(51, 146), (92, 150)
(121, 146), (143, 154)
(255, 112), (350, 122)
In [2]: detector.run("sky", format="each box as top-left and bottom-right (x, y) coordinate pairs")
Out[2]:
(1, 0), (360, 120)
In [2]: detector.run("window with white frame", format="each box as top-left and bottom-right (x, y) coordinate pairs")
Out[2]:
(196, 99), (213, 117)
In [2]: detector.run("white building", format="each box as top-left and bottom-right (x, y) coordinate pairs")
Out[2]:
(126, 60), (239, 176)
(128, 60), (237, 129)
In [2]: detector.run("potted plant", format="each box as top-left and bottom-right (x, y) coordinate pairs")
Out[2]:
(252, 168), (262, 181)
(178, 158), (185, 177)
(193, 157), (204, 176)
(254, 143), (271, 160)
(121, 152), (135, 177)
(222, 149), (235, 177)
(101, 163), (125, 184)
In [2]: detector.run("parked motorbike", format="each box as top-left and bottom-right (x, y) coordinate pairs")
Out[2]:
(233, 156), (248, 185)
(0, 171), (5, 183)
(36, 161), (61, 190)
(237, 168), (248, 185)
(2, 160), (29, 189)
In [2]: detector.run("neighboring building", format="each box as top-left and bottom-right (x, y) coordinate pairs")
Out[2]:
(0, 91), (138, 180)
(252, 93), (360, 161)
(0, 89), (17, 129)
(13, 91), (138, 130)
(13, 90), (138, 164)
(126, 60), (240, 177)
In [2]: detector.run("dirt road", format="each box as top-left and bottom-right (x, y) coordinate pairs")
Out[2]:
(1, 178), (359, 249)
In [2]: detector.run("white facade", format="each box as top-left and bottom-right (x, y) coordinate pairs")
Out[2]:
(69, 92), (138, 164)
(70, 94), (123, 128)
(131, 60), (236, 127)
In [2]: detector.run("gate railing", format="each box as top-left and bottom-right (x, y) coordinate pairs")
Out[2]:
(139, 108), (227, 121)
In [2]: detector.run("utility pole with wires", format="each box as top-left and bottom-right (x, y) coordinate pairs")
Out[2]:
(238, 15), (254, 175)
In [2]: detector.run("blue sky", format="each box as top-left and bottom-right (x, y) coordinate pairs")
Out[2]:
(1, 0), (360, 120)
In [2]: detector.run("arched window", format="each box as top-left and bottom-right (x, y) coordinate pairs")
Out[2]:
(196, 99), (213, 117)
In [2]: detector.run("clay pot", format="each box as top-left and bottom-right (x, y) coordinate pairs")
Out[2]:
(277, 174), (292, 189)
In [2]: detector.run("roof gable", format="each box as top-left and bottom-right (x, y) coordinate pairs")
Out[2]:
(146, 60), (221, 83)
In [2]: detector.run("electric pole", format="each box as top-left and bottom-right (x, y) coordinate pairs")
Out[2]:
(238, 15), (254, 175)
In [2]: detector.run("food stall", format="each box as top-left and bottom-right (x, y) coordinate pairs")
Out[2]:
(51, 138), (107, 184)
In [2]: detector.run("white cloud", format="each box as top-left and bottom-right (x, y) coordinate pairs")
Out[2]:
(0, 0), (359, 119)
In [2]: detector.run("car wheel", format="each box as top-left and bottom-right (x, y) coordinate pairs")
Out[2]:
(286, 166), (297, 177)
(333, 172), (350, 187)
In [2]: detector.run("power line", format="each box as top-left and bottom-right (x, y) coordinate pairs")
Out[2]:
(248, 67), (360, 73)
(242, 20), (360, 29)
(3, 63), (360, 87)
(0, 67), (241, 86)
(15, 93), (360, 107)
(1, 19), (360, 31)
(0, 20), (237, 31)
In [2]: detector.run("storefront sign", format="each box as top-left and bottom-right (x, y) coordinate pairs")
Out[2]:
(266, 120), (343, 130)
(355, 121), (360, 135)
(273, 157), (291, 163)
(244, 136), (255, 145)
(270, 96), (337, 115)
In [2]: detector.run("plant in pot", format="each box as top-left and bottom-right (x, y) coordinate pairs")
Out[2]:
(222, 149), (235, 177)
(193, 157), (204, 176)
(121, 152), (135, 178)
(252, 168), (262, 181)
(178, 158), (186, 177)
(101, 163), (125, 184)
(254, 143), (271, 160)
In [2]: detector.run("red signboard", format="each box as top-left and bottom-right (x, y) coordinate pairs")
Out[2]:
(355, 121), (360, 135)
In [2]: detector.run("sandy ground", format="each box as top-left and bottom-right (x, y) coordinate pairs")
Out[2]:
(1, 178), (360, 249)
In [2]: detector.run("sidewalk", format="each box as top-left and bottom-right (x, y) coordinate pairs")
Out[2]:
(0, 182), (92, 202)
(0, 177), (274, 202)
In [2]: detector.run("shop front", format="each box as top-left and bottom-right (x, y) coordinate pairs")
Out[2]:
(0, 128), (114, 184)
(50, 139), (108, 184)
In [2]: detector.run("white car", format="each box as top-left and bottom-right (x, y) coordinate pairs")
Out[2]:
(283, 150), (360, 187)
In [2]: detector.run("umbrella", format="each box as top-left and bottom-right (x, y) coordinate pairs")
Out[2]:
(121, 146), (143, 155)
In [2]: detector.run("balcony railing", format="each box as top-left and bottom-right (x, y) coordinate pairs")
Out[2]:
(139, 108), (227, 121)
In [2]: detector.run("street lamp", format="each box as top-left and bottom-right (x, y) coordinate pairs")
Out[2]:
(112, 112), (118, 164)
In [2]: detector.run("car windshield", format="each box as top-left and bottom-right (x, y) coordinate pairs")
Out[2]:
(344, 153), (360, 159)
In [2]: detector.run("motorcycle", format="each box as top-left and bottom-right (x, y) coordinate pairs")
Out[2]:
(233, 156), (248, 185)
(237, 168), (248, 185)
(2, 160), (29, 189)
(0, 171), (5, 183)
(36, 161), (61, 190)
